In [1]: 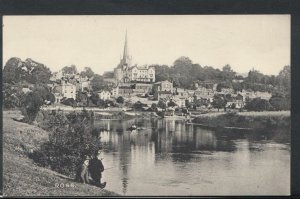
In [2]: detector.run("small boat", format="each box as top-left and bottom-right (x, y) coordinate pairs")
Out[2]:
(127, 125), (137, 131)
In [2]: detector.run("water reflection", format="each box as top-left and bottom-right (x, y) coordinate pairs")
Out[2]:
(94, 118), (290, 196)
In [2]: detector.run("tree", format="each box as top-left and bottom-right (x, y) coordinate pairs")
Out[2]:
(3, 57), (22, 83)
(157, 100), (167, 110)
(89, 92), (99, 105)
(269, 94), (290, 110)
(61, 98), (76, 106)
(80, 67), (94, 78)
(3, 57), (52, 84)
(168, 100), (177, 107)
(62, 65), (78, 74)
(91, 74), (106, 91)
(244, 98), (273, 111)
(151, 103), (157, 111)
(30, 111), (101, 177)
(185, 100), (193, 109)
(32, 85), (55, 103)
(221, 64), (236, 81)
(277, 65), (291, 97)
(116, 96), (125, 104)
(212, 95), (226, 112)
(133, 101), (147, 111)
(152, 64), (170, 82)
(3, 84), (25, 108)
(76, 92), (88, 106)
(29, 62), (52, 84)
(22, 91), (44, 123)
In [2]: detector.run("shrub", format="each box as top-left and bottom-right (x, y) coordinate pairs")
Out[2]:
(30, 111), (101, 177)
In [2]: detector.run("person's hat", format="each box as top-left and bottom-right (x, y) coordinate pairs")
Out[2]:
(95, 149), (102, 156)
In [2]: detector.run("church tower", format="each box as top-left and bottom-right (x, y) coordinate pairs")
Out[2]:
(115, 31), (132, 83)
(119, 31), (132, 68)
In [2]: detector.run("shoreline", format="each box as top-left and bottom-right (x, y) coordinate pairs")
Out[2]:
(3, 110), (119, 196)
(192, 111), (290, 130)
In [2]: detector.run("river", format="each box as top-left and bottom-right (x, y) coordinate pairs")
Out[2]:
(93, 118), (290, 196)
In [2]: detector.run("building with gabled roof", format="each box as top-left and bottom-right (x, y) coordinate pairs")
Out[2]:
(114, 32), (155, 83)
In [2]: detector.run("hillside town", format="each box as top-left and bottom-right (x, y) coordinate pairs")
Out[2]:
(3, 32), (290, 117)
(3, 15), (291, 197)
(32, 33), (274, 113)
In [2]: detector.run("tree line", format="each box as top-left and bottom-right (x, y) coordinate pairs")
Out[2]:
(3, 56), (291, 123)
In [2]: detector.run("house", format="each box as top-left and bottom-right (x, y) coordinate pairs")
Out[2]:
(111, 86), (119, 97)
(157, 91), (173, 101)
(118, 86), (133, 97)
(172, 97), (186, 108)
(153, 80), (173, 100)
(114, 33), (156, 83)
(194, 87), (214, 101)
(53, 81), (76, 100)
(175, 88), (189, 99)
(97, 90), (111, 101)
(226, 94), (245, 109)
(133, 83), (153, 94)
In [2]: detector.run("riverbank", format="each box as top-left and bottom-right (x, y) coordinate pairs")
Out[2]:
(192, 111), (290, 130)
(3, 110), (119, 196)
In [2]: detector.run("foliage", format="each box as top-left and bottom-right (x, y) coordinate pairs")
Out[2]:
(3, 57), (52, 84)
(61, 98), (76, 106)
(212, 95), (226, 112)
(116, 96), (125, 104)
(30, 111), (101, 177)
(76, 92), (88, 106)
(89, 93), (100, 106)
(244, 98), (273, 111)
(62, 65), (78, 74)
(3, 83), (25, 108)
(133, 101), (147, 111)
(185, 100), (193, 109)
(167, 100), (177, 107)
(151, 103), (157, 111)
(269, 94), (290, 111)
(32, 84), (55, 103)
(221, 64), (236, 81)
(157, 100), (167, 110)
(91, 74), (107, 91)
(21, 92), (44, 123)
(3, 57), (22, 83)
(80, 67), (94, 78)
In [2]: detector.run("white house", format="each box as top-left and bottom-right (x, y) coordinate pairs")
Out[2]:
(98, 90), (111, 101)
(53, 81), (76, 100)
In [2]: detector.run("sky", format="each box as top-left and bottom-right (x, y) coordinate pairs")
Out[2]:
(3, 15), (290, 76)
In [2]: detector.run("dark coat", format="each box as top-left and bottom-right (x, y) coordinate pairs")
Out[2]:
(88, 157), (104, 182)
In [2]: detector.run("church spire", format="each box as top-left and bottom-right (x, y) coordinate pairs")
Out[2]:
(118, 30), (132, 68)
(123, 30), (129, 60)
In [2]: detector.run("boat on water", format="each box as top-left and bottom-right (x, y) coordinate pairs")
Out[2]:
(127, 125), (148, 131)
(128, 125), (137, 131)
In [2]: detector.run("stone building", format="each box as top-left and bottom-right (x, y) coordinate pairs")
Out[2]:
(53, 81), (76, 102)
(114, 32), (155, 83)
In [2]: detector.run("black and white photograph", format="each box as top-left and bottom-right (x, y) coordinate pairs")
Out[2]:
(2, 15), (291, 196)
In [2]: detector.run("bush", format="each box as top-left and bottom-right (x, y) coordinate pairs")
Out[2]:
(269, 95), (290, 110)
(116, 96), (125, 104)
(245, 98), (273, 112)
(21, 92), (44, 124)
(30, 111), (101, 177)
(61, 98), (76, 106)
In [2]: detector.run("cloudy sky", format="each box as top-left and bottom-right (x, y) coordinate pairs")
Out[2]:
(3, 15), (290, 75)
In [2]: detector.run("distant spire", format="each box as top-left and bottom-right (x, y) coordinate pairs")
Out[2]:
(123, 30), (129, 60)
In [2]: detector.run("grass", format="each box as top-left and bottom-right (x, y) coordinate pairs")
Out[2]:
(3, 110), (119, 197)
(192, 110), (291, 130)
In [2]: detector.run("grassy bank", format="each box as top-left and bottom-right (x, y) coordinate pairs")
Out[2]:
(3, 110), (119, 196)
(192, 111), (290, 130)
